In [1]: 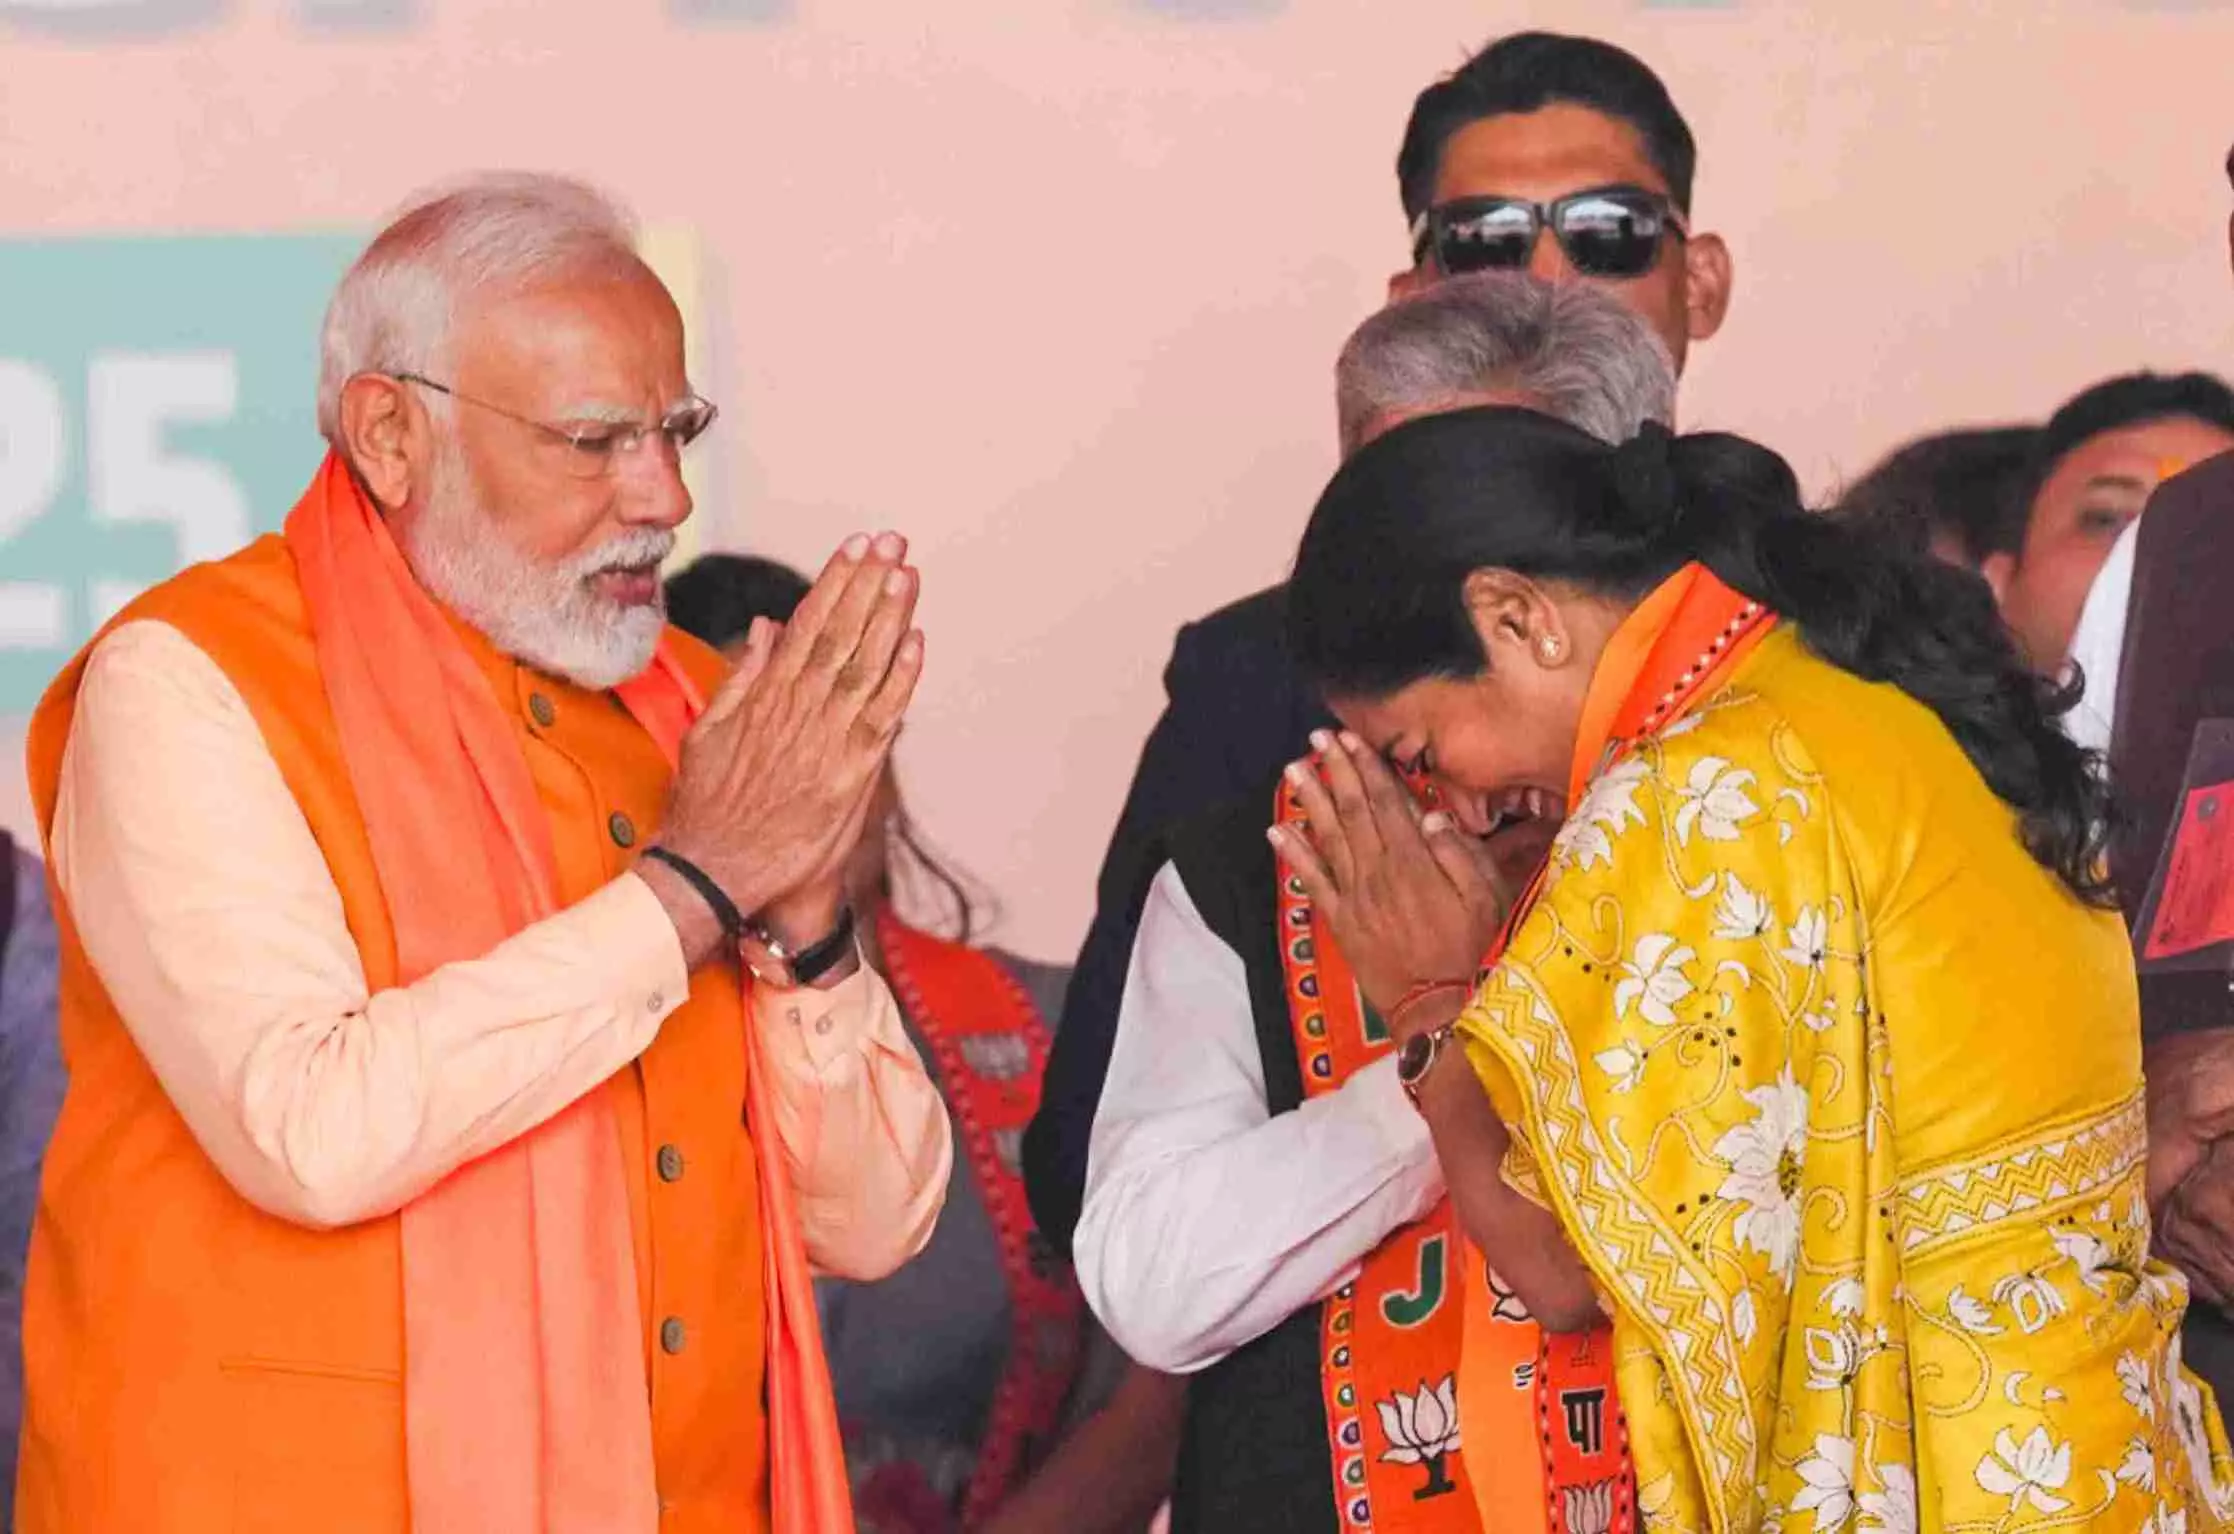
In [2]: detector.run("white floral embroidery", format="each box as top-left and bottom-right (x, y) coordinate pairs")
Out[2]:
(1593, 1042), (1646, 1094)
(1992, 1270), (2068, 1334)
(2142, 1507), (2189, 1534)
(1554, 756), (1651, 870)
(2119, 1351), (2156, 1421)
(1672, 756), (1762, 845)
(1801, 1009), (1835, 1032)
(2054, 1228), (2117, 1297)
(1732, 1287), (1758, 1347)
(1823, 1277), (1866, 1318)
(1714, 1067), (1810, 1281)
(1792, 1435), (1856, 1532)
(1713, 872), (1775, 941)
(2119, 1439), (2158, 1492)
(1947, 1285), (2001, 1335)
(1858, 1463), (1917, 1534)
(2170, 1351), (2234, 1516)
(1614, 934), (1697, 1028)
(1804, 1324), (1861, 1392)
(1780, 906), (1829, 971)
(1976, 1427), (2073, 1515)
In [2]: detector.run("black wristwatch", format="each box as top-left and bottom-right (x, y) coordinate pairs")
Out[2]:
(1396, 1022), (1457, 1107)
(739, 906), (859, 990)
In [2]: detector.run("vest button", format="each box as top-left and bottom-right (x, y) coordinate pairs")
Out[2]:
(657, 1144), (685, 1183)
(609, 812), (637, 849)
(528, 693), (556, 729)
(659, 1317), (686, 1355)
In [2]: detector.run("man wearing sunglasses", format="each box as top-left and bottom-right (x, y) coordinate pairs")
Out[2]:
(1391, 32), (1731, 372)
(1026, 29), (1735, 1266)
(13, 174), (951, 1531)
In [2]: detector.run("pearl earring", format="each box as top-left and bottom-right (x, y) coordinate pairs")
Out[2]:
(1537, 634), (1566, 665)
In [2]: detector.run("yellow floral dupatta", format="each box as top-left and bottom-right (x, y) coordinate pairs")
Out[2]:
(1456, 563), (2234, 1533)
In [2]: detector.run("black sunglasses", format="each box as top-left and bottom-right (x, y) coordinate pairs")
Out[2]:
(1410, 186), (1688, 281)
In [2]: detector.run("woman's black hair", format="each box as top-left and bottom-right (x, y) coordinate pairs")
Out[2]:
(1287, 406), (2115, 906)
(662, 553), (992, 940)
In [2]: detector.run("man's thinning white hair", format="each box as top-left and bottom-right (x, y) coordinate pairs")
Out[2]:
(316, 172), (642, 444)
(1335, 272), (1677, 456)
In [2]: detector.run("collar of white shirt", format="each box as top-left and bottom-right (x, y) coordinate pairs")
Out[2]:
(2064, 517), (2140, 756)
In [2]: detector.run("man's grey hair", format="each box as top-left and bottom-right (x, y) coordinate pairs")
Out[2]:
(315, 172), (642, 443)
(1334, 271), (1677, 456)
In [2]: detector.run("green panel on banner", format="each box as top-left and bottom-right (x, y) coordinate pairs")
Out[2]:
(0, 233), (358, 710)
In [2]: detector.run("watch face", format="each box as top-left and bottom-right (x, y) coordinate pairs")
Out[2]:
(736, 936), (795, 990)
(1396, 1030), (1436, 1084)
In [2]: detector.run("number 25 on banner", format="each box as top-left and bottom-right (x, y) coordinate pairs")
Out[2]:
(0, 353), (250, 651)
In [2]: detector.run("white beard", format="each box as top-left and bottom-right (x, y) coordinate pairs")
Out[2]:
(398, 441), (672, 690)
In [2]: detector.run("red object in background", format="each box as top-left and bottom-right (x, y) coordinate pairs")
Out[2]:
(2135, 721), (2234, 969)
(2144, 781), (2234, 960)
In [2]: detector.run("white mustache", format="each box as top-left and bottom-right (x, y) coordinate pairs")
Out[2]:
(569, 529), (675, 581)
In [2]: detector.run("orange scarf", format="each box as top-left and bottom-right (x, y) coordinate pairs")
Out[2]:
(1266, 796), (1480, 1531)
(287, 452), (850, 1533)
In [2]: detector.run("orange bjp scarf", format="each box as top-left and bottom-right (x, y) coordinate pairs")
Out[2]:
(286, 452), (850, 1533)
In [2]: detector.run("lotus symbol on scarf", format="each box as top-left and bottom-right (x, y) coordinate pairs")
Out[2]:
(1563, 1479), (1617, 1534)
(1377, 1376), (1461, 1501)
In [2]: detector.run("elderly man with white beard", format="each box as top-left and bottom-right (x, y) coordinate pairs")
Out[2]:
(14, 173), (951, 1534)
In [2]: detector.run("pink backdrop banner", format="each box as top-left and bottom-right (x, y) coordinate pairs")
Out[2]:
(4, 0), (2233, 957)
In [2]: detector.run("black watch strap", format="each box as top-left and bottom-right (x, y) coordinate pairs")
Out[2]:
(640, 846), (748, 941)
(785, 906), (859, 985)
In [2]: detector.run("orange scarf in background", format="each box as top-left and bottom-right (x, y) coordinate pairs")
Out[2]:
(287, 453), (848, 1533)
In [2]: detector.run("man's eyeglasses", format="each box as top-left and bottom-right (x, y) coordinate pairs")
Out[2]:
(396, 373), (719, 481)
(1410, 186), (1688, 282)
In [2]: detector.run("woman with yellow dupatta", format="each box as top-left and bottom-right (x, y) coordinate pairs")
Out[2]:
(1269, 405), (2234, 1533)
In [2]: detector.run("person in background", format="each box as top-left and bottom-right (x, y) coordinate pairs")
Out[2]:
(1985, 371), (2234, 682)
(1074, 274), (1674, 1533)
(1025, 30), (1735, 1257)
(0, 833), (61, 1533)
(1830, 422), (2039, 573)
(668, 555), (1181, 1534)
(2083, 142), (2234, 1415)
(1279, 403), (2234, 1532)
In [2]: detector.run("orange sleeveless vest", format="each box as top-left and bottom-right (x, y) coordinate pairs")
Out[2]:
(17, 536), (770, 1534)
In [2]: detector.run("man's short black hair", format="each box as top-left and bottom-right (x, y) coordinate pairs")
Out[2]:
(2019, 371), (2234, 544)
(664, 552), (810, 650)
(1396, 32), (1697, 223)
(1832, 424), (2041, 565)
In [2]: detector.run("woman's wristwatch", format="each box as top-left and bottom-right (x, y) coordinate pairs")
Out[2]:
(1396, 1022), (1459, 1107)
